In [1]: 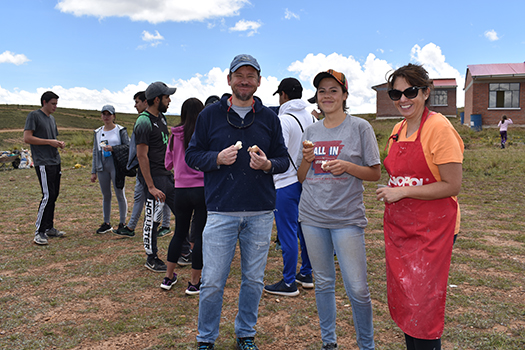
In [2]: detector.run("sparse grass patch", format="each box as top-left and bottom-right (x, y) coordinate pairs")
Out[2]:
(1, 109), (524, 349)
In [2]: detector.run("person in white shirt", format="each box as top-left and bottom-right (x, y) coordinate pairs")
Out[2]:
(264, 78), (317, 297)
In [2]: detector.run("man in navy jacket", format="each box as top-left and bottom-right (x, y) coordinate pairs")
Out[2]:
(186, 54), (288, 350)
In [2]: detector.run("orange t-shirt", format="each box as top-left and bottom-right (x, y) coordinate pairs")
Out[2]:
(387, 112), (464, 234)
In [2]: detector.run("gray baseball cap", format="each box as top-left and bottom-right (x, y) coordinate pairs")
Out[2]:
(145, 81), (177, 100)
(230, 54), (260, 73)
(101, 104), (115, 114)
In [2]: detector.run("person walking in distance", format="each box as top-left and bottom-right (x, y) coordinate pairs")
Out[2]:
(498, 115), (513, 149)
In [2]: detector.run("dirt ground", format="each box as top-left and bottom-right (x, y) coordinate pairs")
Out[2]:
(1, 167), (524, 350)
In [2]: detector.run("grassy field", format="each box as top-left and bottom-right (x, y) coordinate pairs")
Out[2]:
(0, 105), (524, 349)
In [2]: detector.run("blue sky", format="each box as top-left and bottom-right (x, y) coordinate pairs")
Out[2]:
(0, 0), (523, 115)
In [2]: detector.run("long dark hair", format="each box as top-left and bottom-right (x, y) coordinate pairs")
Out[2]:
(176, 97), (204, 150)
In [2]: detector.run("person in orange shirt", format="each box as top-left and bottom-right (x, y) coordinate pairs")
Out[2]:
(376, 64), (464, 350)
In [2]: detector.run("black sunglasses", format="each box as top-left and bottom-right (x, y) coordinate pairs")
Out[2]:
(388, 86), (426, 101)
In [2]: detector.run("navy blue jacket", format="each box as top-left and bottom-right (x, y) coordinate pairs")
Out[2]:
(185, 94), (289, 212)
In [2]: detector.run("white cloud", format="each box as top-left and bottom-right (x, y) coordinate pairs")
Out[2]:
(0, 44), (465, 114)
(139, 30), (164, 48)
(56, 0), (249, 24)
(287, 52), (393, 114)
(0, 51), (30, 65)
(410, 43), (465, 107)
(229, 20), (261, 36)
(484, 29), (499, 41)
(284, 9), (300, 20)
(142, 30), (164, 42)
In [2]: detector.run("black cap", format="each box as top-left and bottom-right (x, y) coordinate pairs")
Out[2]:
(273, 77), (303, 96)
(205, 95), (220, 106)
(145, 81), (176, 100)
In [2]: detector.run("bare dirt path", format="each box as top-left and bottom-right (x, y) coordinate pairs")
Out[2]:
(0, 127), (89, 133)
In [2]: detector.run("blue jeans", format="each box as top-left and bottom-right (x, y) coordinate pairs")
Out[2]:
(301, 224), (375, 349)
(197, 212), (273, 343)
(275, 182), (312, 284)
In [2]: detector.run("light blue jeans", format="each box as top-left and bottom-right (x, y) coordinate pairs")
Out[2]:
(197, 212), (273, 343)
(301, 224), (375, 349)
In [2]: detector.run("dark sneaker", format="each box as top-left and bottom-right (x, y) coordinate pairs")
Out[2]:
(157, 226), (171, 237)
(33, 231), (49, 245)
(114, 224), (135, 237)
(96, 223), (113, 234)
(177, 252), (192, 267)
(264, 279), (299, 297)
(296, 273), (314, 289)
(321, 343), (338, 350)
(198, 343), (215, 350)
(45, 227), (66, 238)
(145, 257), (167, 273)
(185, 281), (201, 295)
(236, 337), (258, 350)
(160, 273), (178, 290)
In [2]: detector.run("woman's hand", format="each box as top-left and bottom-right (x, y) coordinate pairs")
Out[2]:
(302, 145), (315, 163)
(322, 159), (345, 176)
(376, 163), (462, 203)
(103, 145), (113, 152)
(91, 173), (97, 183)
(325, 160), (381, 181)
(376, 186), (406, 204)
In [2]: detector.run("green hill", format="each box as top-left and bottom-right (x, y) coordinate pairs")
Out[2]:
(0, 104), (181, 131)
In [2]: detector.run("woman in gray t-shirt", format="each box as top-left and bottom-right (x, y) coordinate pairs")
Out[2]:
(297, 70), (380, 350)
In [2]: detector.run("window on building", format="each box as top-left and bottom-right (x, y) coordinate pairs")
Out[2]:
(430, 90), (448, 106)
(489, 83), (520, 108)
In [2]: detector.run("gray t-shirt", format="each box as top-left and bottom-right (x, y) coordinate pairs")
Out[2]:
(24, 109), (61, 166)
(298, 114), (380, 228)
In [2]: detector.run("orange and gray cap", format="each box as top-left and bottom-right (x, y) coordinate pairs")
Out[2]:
(313, 69), (348, 92)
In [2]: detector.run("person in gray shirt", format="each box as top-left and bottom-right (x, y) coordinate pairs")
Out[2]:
(24, 91), (66, 245)
(297, 70), (380, 350)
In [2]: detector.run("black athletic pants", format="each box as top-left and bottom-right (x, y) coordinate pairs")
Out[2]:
(139, 174), (176, 260)
(34, 164), (61, 234)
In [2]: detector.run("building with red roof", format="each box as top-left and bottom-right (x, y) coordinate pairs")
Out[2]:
(464, 62), (525, 128)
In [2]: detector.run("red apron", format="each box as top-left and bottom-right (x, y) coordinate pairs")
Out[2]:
(383, 108), (457, 339)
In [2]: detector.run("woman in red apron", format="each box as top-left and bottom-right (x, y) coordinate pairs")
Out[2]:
(376, 64), (464, 350)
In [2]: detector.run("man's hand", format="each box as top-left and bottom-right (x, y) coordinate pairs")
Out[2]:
(217, 145), (239, 166)
(50, 139), (65, 149)
(249, 148), (271, 171)
(148, 187), (166, 202)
